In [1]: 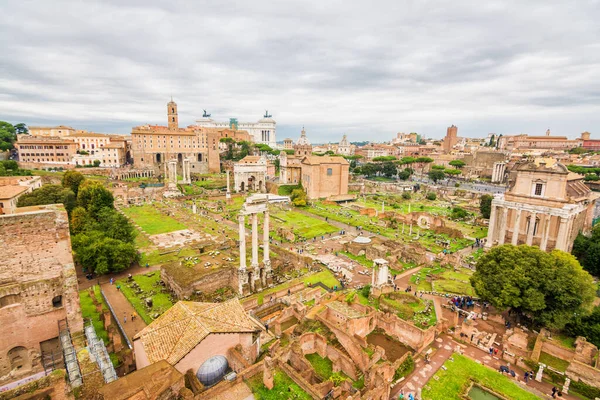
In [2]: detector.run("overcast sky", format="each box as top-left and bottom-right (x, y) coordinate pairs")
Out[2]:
(1, 0), (599, 143)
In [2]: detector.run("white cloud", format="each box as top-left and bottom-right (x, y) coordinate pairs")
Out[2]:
(0, 0), (598, 142)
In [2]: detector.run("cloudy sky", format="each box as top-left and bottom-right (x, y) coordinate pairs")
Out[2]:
(1, 0), (599, 143)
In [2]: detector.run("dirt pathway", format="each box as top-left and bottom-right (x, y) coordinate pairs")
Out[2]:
(101, 283), (147, 343)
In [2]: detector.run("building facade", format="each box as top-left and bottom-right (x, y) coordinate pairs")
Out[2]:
(279, 128), (312, 185)
(497, 130), (584, 151)
(28, 125), (75, 137)
(131, 100), (222, 174)
(301, 156), (349, 199)
(233, 156), (267, 192)
(0, 204), (83, 384)
(195, 111), (276, 148)
(486, 159), (598, 252)
(15, 136), (78, 165)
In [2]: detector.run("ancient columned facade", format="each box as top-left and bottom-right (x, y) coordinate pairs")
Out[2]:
(491, 162), (507, 183)
(486, 159), (598, 252)
(237, 196), (272, 294)
(0, 205), (83, 384)
(233, 156), (267, 193)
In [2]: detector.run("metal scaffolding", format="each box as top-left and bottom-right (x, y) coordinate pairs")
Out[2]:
(85, 323), (118, 383)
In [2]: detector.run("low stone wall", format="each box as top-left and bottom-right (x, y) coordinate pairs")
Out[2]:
(279, 361), (324, 400)
(194, 360), (264, 400)
(161, 265), (236, 300)
(376, 311), (435, 353)
(298, 332), (358, 380)
(566, 359), (600, 388)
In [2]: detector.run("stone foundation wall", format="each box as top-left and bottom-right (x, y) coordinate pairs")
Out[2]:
(376, 311), (435, 353)
(566, 360), (600, 388)
(161, 266), (236, 300)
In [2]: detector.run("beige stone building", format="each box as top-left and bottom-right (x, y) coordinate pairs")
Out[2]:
(301, 156), (349, 199)
(0, 176), (42, 215)
(28, 125), (75, 137)
(486, 159), (599, 252)
(279, 127), (313, 185)
(131, 100), (226, 174)
(0, 204), (83, 384)
(15, 136), (78, 165)
(497, 130), (583, 151)
(133, 299), (261, 377)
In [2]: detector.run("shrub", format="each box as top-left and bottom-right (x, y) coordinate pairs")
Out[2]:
(455, 182), (460, 187)
(426, 192), (436, 201)
(402, 192), (411, 200)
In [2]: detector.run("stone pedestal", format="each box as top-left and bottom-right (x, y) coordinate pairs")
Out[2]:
(535, 363), (545, 382)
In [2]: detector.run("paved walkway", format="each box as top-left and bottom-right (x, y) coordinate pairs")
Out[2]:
(101, 283), (147, 342)
(77, 263), (161, 291)
(390, 334), (578, 400)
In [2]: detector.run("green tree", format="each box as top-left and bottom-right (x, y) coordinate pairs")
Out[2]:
(61, 170), (85, 196)
(77, 181), (114, 217)
(415, 156), (433, 175)
(93, 160), (101, 167)
(566, 306), (600, 348)
(0, 121), (16, 151)
(471, 245), (596, 329)
(72, 231), (138, 275)
(449, 159), (466, 169)
(361, 163), (377, 177)
(382, 162), (397, 178)
(291, 188), (307, 207)
(398, 168), (412, 180)
(571, 224), (600, 276)
(0, 163), (5, 176)
(14, 123), (28, 135)
(431, 165), (445, 170)
(97, 207), (136, 243)
(428, 169), (446, 183)
(450, 207), (469, 220)
(17, 184), (77, 213)
(480, 194), (493, 219)
(444, 169), (461, 176)
(70, 206), (94, 235)
(426, 192), (436, 200)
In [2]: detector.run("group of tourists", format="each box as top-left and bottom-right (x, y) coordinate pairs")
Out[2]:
(450, 295), (475, 309)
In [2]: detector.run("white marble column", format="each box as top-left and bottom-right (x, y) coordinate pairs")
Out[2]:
(226, 170), (231, 200)
(263, 211), (270, 264)
(526, 212), (536, 246)
(251, 213), (259, 267)
(239, 215), (246, 270)
(556, 216), (569, 251)
(512, 209), (522, 245)
(540, 214), (551, 251)
(486, 204), (498, 247)
(498, 207), (508, 245)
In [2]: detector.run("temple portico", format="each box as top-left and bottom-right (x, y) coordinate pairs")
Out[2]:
(485, 159), (598, 253)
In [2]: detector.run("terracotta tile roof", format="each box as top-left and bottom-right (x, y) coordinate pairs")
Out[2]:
(134, 299), (259, 365)
(301, 156), (349, 165)
(0, 185), (28, 199)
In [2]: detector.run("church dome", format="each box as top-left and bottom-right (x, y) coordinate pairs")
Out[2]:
(196, 355), (229, 387)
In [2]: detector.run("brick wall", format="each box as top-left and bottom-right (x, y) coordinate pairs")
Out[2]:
(0, 205), (82, 384)
(376, 311), (435, 353)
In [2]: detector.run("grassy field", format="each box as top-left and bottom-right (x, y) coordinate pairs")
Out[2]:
(421, 354), (540, 400)
(79, 286), (109, 344)
(271, 210), (338, 240)
(380, 293), (437, 327)
(246, 369), (312, 400)
(341, 251), (414, 276)
(116, 272), (174, 324)
(410, 266), (475, 296)
(139, 247), (199, 267)
(305, 353), (333, 380)
(121, 205), (186, 235)
(540, 351), (570, 372)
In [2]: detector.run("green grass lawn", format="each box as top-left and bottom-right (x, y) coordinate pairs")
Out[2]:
(116, 272), (174, 324)
(246, 369), (312, 400)
(380, 293), (437, 327)
(410, 266), (475, 296)
(552, 333), (577, 349)
(305, 353), (333, 380)
(271, 210), (338, 240)
(79, 286), (109, 344)
(540, 351), (570, 372)
(421, 354), (540, 400)
(140, 247), (199, 267)
(121, 205), (187, 235)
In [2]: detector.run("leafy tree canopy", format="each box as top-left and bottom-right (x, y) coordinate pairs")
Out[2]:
(428, 169), (445, 183)
(17, 184), (76, 213)
(571, 224), (600, 276)
(449, 159), (466, 169)
(480, 194), (493, 219)
(61, 170), (85, 196)
(0, 121), (17, 151)
(77, 180), (114, 217)
(471, 245), (596, 329)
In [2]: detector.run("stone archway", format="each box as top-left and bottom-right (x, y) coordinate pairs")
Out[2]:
(240, 181), (245, 192)
(258, 180), (263, 192)
(248, 176), (256, 191)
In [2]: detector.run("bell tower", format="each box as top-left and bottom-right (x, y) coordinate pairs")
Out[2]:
(167, 98), (178, 130)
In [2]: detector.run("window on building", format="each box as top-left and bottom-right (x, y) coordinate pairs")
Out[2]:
(534, 183), (543, 196)
(327, 168), (333, 176)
